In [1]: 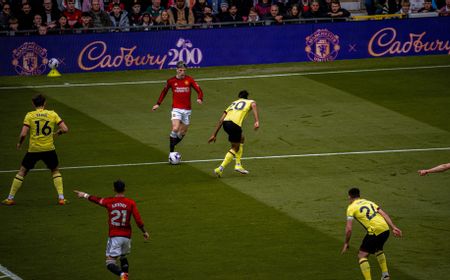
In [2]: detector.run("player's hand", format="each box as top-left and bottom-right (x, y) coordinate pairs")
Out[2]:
(208, 135), (216, 143)
(392, 227), (402, 237)
(341, 243), (349, 254)
(74, 190), (89, 198)
(197, 99), (203, 105)
(418, 170), (428, 176)
(254, 121), (259, 130)
(16, 143), (22, 150)
(152, 104), (159, 111)
(143, 232), (150, 240)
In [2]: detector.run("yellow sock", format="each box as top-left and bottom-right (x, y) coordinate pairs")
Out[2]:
(359, 258), (372, 280)
(53, 172), (64, 199)
(235, 144), (244, 165)
(8, 174), (24, 199)
(220, 149), (236, 169)
(376, 251), (388, 274)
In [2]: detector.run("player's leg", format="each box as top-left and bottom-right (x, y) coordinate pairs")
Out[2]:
(2, 153), (34, 205)
(105, 238), (126, 278)
(171, 110), (190, 150)
(119, 238), (131, 274)
(170, 109), (183, 152)
(215, 142), (239, 177)
(375, 231), (391, 280)
(358, 250), (372, 280)
(234, 135), (249, 174)
(44, 150), (66, 204)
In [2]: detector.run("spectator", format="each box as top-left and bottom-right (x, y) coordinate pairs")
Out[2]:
(438, 0), (450, 14)
(387, 0), (400, 13)
(230, 0), (253, 18)
(255, 0), (271, 17)
(192, 0), (208, 22)
(58, 0), (82, 12)
(263, 4), (283, 24)
(365, 0), (376, 14)
(272, 0), (287, 15)
(300, 0), (311, 13)
(106, 0), (125, 13)
(56, 14), (71, 32)
(200, 4), (218, 26)
(245, 6), (260, 22)
(129, 0), (143, 27)
(146, 0), (165, 22)
(319, 0), (331, 13)
(397, 0), (412, 16)
(302, 0), (326, 18)
(418, 0), (436, 11)
(63, 0), (82, 28)
(82, 0), (104, 12)
(217, 1), (229, 21)
(140, 11), (153, 29)
(32, 13), (43, 30)
(109, 3), (129, 30)
(284, 3), (301, 20)
(0, 3), (12, 30)
(40, 0), (60, 29)
(37, 23), (47, 34)
(327, 0), (350, 20)
(168, 0), (194, 29)
(221, 4), (243, 21)
(89, 0), (112, 29)
(18, 2), (34, 30)
(8, 16), (20, 33)
(76, 11), (93, 32)
(155, 9), (170, 25)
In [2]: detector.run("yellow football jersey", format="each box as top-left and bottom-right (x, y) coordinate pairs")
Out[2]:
(346, 198), (389, 235)
(224, 98), (255, 127)
(23, 108), (63, 152)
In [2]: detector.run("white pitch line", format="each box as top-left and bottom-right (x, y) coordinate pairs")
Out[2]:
(0, 147), (449, 174)
(0, 266), (23, 280)
(0, 64), (449, 90)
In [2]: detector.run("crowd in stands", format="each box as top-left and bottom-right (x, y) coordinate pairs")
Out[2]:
(0, 0), (448, 35)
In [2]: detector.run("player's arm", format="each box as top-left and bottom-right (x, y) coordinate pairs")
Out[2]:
(191, 79), (204, 104)
(132, 204), (150, 240)
(208, 112), (227, 143)
(152, 82), (170, 111)
(341, 218), (353, 254)
(418, 163), (450, 176)
(378, 208), (402, 237)
(17, 125), (29, 150)
(54, 121), (68, 137)
(74, 190), (104, 206)
(251, 102), (260, 130)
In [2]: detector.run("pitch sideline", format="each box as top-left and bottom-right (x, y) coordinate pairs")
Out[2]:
(0, 265), (23, 280)
(0, 64), (449, 90)
(0, 146), (449, 174)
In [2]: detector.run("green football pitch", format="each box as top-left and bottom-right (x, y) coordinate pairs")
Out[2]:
(0, 55), (449, 280)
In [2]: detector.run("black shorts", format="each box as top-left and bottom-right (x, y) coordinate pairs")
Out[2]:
(223, 121), (242, 143)
(360, 230), (389, 254)
(22, 150), (59, 170)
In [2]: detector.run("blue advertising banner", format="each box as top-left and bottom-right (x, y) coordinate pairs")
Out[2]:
(1, 17), (449, 76)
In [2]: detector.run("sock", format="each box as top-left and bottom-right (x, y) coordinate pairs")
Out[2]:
(220, 149), (236, 169)
(8, 174), (24, 199)
(106, 263), (122, 276)
(376, 251), (389, 276)
(120, 256), (129, 273)
(52, 172), (64, 199)
(235, 144), (244, 165)
(175, 132), (184, 145)
(359, 258), (372, 280)
(170, 136), (177, 152)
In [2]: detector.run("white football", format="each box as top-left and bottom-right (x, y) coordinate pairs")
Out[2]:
(168, 152), (181, 165)
(48, 58), (59, 69)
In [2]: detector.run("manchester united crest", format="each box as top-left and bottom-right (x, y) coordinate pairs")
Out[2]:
(12, 42), (48, 75)
(305, 29), (340, 62)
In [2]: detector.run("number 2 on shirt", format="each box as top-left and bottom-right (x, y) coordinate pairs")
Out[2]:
(111, 209), (127, 226)
(359, 204), (377, 220)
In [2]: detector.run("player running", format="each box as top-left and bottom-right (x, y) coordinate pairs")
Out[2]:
(152, 60), (204, 160)
(75, 180), (149, 280)
(208, 90), (260, 177)
(2, 94), (69, 206)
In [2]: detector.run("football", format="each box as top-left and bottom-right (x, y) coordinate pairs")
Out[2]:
(168, 152), (181, 165)
(48, 58), (59, 69)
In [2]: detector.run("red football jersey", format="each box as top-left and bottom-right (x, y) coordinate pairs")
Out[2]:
(88, 195), (145, 238)
(156, 75), (204, 110)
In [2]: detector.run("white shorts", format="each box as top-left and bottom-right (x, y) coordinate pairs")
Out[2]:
(105, 237), (131, 257)
(171, 108), (192, 125)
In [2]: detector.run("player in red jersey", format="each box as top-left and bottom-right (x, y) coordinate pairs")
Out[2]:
(75, 180), (149, 280)
(152, 61), (204, 158)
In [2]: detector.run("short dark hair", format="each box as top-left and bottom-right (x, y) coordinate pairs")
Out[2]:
(114, 180), (126, 193)
(176, 60), (186, 68)
(32, 94), (46, 107)
(238, 90), (249, 99)
(348, 187), (360, 198)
